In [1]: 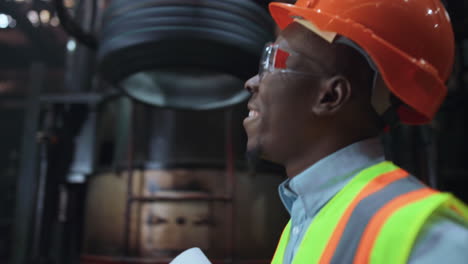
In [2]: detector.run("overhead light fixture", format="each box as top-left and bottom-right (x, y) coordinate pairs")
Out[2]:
(27, 10), (40, 26)
(50, 16), (60, 27)
(67, 39), (77, 52)
(0, 14), (9, 29)
(40, 10), (51, 24)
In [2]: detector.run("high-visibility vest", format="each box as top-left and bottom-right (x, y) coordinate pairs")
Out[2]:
(271, 161), (468, 264)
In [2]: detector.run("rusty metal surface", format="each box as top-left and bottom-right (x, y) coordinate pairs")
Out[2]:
(81, 254), (270, 264)
(130, 193), (231, 202)
(82, 169), (288, 260)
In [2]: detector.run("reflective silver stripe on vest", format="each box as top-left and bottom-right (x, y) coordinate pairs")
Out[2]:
(330, 176), (426, 264)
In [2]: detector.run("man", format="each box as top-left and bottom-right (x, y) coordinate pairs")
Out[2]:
(243, 0), (468, 263)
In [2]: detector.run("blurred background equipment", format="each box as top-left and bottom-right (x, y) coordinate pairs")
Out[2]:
(0, 0), (467, 264)
(1, 0), (287, 264)
(55, 0), (276, 110)
(96, 0), (274, 110)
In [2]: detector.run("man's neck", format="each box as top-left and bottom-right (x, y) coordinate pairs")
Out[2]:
(284, 132), (380, 178)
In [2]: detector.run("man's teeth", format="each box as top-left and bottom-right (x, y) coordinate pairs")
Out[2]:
(249, 110), (259, 118)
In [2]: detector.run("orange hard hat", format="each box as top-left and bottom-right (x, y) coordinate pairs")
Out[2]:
(269, 0), (455, 124)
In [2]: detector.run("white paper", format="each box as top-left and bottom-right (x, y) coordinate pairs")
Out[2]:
(169, 247), (212, 264)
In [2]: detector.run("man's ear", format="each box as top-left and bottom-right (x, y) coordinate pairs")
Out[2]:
(312, 76), (352, 115)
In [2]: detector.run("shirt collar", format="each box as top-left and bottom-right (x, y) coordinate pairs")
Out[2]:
(278, 137), (385, 217)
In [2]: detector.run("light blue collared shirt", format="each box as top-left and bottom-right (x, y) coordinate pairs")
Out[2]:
(278, 137), (468, 264)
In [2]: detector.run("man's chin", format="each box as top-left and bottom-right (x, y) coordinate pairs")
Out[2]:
(246, 146), (263, 174)
(245, 147), (286, 176)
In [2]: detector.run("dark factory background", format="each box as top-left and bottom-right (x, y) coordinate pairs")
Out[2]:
(0, 0), (466, 264)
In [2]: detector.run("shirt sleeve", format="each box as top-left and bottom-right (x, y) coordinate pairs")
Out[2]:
(408, 207), (468, 264)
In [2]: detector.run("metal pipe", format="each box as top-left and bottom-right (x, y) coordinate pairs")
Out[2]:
(11, 63), (46, 264)
(31, 107), (54, 259)
(224, 108), (236, 261)
(123, 102), (135, 255)
(130, 195), (232, 202)
(53, 0), (98, 49)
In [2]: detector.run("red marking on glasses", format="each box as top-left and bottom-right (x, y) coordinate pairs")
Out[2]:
(274, 49), (289, 69)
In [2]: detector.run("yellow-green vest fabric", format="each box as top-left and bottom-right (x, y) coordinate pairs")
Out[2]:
(271, 161), (468, 264)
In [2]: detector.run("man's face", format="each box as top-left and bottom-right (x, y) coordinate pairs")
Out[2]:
(243, 23), (332, 164)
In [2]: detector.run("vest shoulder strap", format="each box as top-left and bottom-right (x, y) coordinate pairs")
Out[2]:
(364, 192), (468, 264)
(322, 170), (428, 264)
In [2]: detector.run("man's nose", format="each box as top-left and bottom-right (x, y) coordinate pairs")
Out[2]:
(244, 75), (260, 94)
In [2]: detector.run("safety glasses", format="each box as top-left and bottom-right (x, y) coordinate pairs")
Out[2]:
(258, 42), (326, 81)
